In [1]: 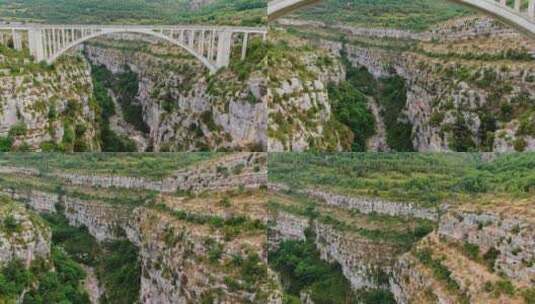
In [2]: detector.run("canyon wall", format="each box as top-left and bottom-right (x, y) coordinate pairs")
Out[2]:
(267, 31), (351, 151)
(0, 198), (51, 267)
(84, 35), (266, 152)
(276, 16), (535, 152)
(0, 54), (100, 151)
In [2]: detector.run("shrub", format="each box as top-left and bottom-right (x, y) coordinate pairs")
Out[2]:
(3, 215), (21, 233)
(0, 136), (13, 152)
(8, 122), (27, 137)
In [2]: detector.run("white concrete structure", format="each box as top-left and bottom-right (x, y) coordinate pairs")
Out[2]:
(268, 0), (535, 37)
(0, 24), (267, 73)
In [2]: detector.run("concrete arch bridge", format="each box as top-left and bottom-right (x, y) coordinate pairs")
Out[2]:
(0, 24), (267, 74)
(268, 0), (535, 38)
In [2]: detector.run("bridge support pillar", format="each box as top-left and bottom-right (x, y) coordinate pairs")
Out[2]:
(216, 31), (232, 68)
(529, 0), (534, 18)
(514, 0), (521, 11)
(0, 31), (5, 45)
(241, 33), (248, 60)
(12, 29), (23, 50)
(28, 29), (45, 62)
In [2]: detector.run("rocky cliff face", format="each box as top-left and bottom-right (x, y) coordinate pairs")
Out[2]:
(390, 205), (533, 303)
(0, 153), (273, 303)
(84, 34), (266, 151)
(0, 53), (100, 151)
(269, 183), (437, 220)
(268, 30), (351, 151)
(0, 197), (51, 267)
(268, 189), (428, 294)
(276, 16), (535, 152)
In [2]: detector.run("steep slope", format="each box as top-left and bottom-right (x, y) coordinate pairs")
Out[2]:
(267, 30), (352, 151)
(271, 14), (535, 152)
(0, 45), (100, 152)
(0, 153), (276, 303)
(84, 34), (267, 152)
(267, 153), (535, 304)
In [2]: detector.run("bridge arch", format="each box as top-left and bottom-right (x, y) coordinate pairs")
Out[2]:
(1, 25), (266, 74)
(47, 28), (218, 73)
(268, 0), (535, 38)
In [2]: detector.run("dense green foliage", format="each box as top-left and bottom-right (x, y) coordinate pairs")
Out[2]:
(97, 241), (141, 304)
(41, 210), (140, 304)
(270, 235), (354, 303)
(292, 0), (471, 31)
(328, 82), (375, 151)
(42, 212), (101, 265)
(0, 240), (90, 304)
(0, 259), (33, 302)
(377, 76), (414, 151)
(0, 0), (265, 25)
(268, 153), (535, 206)
(91, 64), (138, 152)
(90, 63), (149, 151)
(23, 248), (91, 304)
(270, 232), (395, 304)
(330, 49), (414, 151)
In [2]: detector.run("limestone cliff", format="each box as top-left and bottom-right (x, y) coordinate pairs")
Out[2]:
(0, 196), (51, 267)
(0, 51), (100, 151)
(273, 16), (535, 152)
(267, 30), (352, 151)
(84, 34), (266, 152)
(390, 203), (534, 303)
(0, 153), (274, 303)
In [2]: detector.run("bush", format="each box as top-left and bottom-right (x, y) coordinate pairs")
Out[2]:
(97, 240), (141, 304)
(8, 122), (27, 137)
(328, 81), (376, 151)
(23, 247), (90, 304)
(3, 215), (21, 233)
(269, 236), (354, 303)
(0, 136), (13, 151)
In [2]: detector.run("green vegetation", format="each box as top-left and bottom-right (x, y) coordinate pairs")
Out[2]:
(269, 231), (395, 304)
(0, 153), (216, 179)
(153, 203), (265, 240)
(0, 259), (33, 302)
(97, 240), (141, 304)
(270, 234), (354, 303)
(42, 210), (140, 304)
(23, 248), (91, 304)
(292, 0), (471, 31)
(328, 48), (413, 151)
(327, 81), (375, 151)
(91, 63), (148, 138)
(90, 64), (138, 152)
(0, 251), (90, 304)
(42, 212), (101, 265)
(0, 0), (265, 26)
(268, 153), (535, 206)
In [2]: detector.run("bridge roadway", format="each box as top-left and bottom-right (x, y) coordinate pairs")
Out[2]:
(0, 24), (267, 73)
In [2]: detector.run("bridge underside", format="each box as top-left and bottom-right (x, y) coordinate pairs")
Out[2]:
(268, 0), (320, 21)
